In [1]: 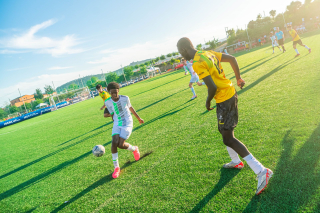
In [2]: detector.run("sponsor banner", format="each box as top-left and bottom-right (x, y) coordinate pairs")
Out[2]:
(0, 101), (69, 129)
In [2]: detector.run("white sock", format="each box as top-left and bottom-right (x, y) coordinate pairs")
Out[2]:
(190, 87), (196, 96)
(295, 49), (299, 54)
(127, 144), (136, 152)
(243, 154), (265, 175)
(226, 146), (241, 164)
(304, 45), (310, 50)
(112, 153), (119, 168)
(202, 82), (205, 85)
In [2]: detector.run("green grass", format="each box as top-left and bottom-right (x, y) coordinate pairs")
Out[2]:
(1, 30), (320, 213)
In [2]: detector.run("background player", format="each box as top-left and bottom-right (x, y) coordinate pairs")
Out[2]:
(182, 58), (205, 100)
(269, 32), (282, 54)
(104, 82), (144, 179)
(177, 37), (273, 195)
(287, 24), (311, 57)
(275, 27), (286, 53)
(96, 84), (112, 118)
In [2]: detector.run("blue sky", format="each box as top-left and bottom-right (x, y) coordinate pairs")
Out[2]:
(0, 0), (293, 106)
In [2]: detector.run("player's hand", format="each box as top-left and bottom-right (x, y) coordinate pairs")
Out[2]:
(237, 78), (245, 89)
(138, 118), (144, 124)
(206, 100), (214, 111)
(100, 106), (104, 110)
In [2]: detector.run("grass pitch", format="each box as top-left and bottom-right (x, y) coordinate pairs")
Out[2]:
(1, 30), (320, 212)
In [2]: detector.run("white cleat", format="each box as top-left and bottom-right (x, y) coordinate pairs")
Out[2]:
(223, 161), (244, 169)
(256, 168), (273, 195)
(191, 95), (197, 100)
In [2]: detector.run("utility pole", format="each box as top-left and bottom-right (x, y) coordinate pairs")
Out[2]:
(101, 69), (107, 86)
(121, 64), (127, 84)
(18, 88), (27, 114)
(79, 75), (84, 88)
(282, 13), (287, 28)
(52, 81), (61, 103)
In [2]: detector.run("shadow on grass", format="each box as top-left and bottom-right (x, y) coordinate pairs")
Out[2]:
(51, 151), (153, 213)
(132, 75), (185, 97)
(0, 139), (112, 202)
(0, 123), (112, 181)
(190, 169), (241, 213)
(25, 207), (37, 213)
(243, 124), (320, 212)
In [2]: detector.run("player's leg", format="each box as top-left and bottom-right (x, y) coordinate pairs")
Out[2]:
(104, 108), (110, 118)
(272, 45), (275, 54)
(293, 42), (300, 57)
(217, 94), (272, 194)
(299, 40), (311, 53)
(111, 130), (121, 178)
(118, 126), (140, 161)
(189, 82), (197, 99)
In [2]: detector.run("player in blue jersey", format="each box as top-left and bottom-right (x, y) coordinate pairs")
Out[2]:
(182, 58), (205, 100)
(275, 27), (286, 53)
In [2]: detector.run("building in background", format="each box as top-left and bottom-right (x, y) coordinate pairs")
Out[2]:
(10, 95), (35, 107)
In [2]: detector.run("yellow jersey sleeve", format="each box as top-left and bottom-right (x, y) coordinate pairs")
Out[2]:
(192, 61), (210, 80)
(289, 29), (300, 41)
(212, 51), (222, 62)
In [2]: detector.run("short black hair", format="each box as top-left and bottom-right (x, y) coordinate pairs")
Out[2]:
(177, 37), (194, 50)
(107, 82), (120, 91)
(181, 58), (185, 61)
(96, 84), (102, 90)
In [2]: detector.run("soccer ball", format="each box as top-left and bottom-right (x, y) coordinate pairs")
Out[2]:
(92, 145), (105, 157)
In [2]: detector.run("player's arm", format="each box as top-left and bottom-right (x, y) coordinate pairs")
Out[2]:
(100, 104), (106, 110)
(202, 76), (217, 111)
(221, 54), (245, 89)
(129, 107), (144, 124)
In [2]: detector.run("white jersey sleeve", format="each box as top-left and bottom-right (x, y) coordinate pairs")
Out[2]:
(126, 96), (132, 108)
(105, 98), (114, 114)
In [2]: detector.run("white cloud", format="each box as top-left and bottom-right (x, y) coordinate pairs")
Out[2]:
(0, 19), (84, 57)
(48, 66), (73, 70)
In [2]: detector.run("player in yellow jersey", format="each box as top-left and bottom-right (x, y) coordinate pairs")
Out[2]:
(287, 24), (311, 57)
(177, 37), (273, 195)
(96, 84), (112, 118)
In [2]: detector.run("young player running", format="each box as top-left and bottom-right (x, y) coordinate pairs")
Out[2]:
(104, 82), (144, 178)
(269, 32), (282, 54)
(275, 27), (286, 53)
(96, 84), (111, 118)
(177, 37), (273, 195)
(182, 58), (205, 100)
(287, 24), (311, 57)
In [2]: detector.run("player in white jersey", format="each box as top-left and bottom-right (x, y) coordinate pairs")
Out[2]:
(182, 58), (205, 100)
(270, 32), (282, 54)
(104, 82), (144, 178)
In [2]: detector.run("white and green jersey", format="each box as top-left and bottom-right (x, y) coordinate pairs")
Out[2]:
(184, 61), (196, 76)
(105, 95), (133, 127)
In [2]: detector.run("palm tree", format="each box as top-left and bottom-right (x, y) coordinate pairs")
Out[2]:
(269, 10), (276, 19)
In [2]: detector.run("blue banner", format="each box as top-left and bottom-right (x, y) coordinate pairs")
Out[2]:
(0, 101), (70, 129)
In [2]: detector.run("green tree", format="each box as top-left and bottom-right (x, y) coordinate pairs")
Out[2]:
(134, 64), (139, 69)
(25, 103), (32, 110)
(170, 58), (176, 65)
(59, 94), (67, 100)
(196, 44), (202, 50)
(139, 64), (145, 68)
(91, 76), (99, 83)
(86, 80), (92, 87)
(68, 83), (78, 90)
(287, 1), (302, 13)
(9, 105), (19, 113)
(269, 10), (276, 19)
(34, 88), (43, 99)
(166, 53), (172, 57)
(106, 73), (118, 83)
(116, 75), (125, 83)
(155, 57), (160, 62)
(257, 14), (262, 20)
(144, 61), (150, 66)
(124, 66), (134, 79)
(44, 85), (55, 95)
(140, 67), (147, 75)
(65, 92), (75, 99)
(0, 109), (7, 119)
(160, 55), (166, 60)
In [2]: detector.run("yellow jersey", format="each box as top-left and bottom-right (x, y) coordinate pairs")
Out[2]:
(289, 29), (300, 41)
(192, 50), (235, 103)
(99, 90), (110, 101)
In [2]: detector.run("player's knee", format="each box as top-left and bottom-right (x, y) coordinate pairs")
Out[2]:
(112, 137), (119, 147)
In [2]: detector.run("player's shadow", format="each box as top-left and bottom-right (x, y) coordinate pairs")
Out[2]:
(132, 75), (185, 97)
(190, 169), (241, 213)
(50, 151), (153, 213)
(0, 139), (112, 202)
(243, 124), (320, 212)
(136, 88), (188, 112)
(0, 123), (112, 181)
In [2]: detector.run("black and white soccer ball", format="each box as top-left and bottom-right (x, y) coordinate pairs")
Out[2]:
(92, 145), (105, 157)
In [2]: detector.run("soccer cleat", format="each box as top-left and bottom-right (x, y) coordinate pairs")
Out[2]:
(256, 168), (273, 195)
(309, 48), (311, 54)
(112, 167), (120, 179)
(191, 95), (197, 100)
(295, 54), (300, 57)
(223, 161), (244, 169)
(133, 146), (140, 161)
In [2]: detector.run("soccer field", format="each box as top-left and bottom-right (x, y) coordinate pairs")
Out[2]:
(1, 30), (320, 212)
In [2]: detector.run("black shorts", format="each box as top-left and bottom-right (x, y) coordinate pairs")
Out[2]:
(293, 39), (303, 46)
(104, 108), (110, 114)
(216, 93), (238, 132)
(278, 38), (284, 45)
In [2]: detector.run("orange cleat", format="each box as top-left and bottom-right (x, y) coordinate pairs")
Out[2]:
(133, 146), (140, 161)
(295, 54), (300, 58)
(309, 48), (311, 54)
(112, 167), (120, 179)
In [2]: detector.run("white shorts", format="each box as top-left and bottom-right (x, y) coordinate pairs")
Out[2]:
(272, 41), (278, 47)
(112, 125), (132, 140)
(190, 75), (199, 83)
